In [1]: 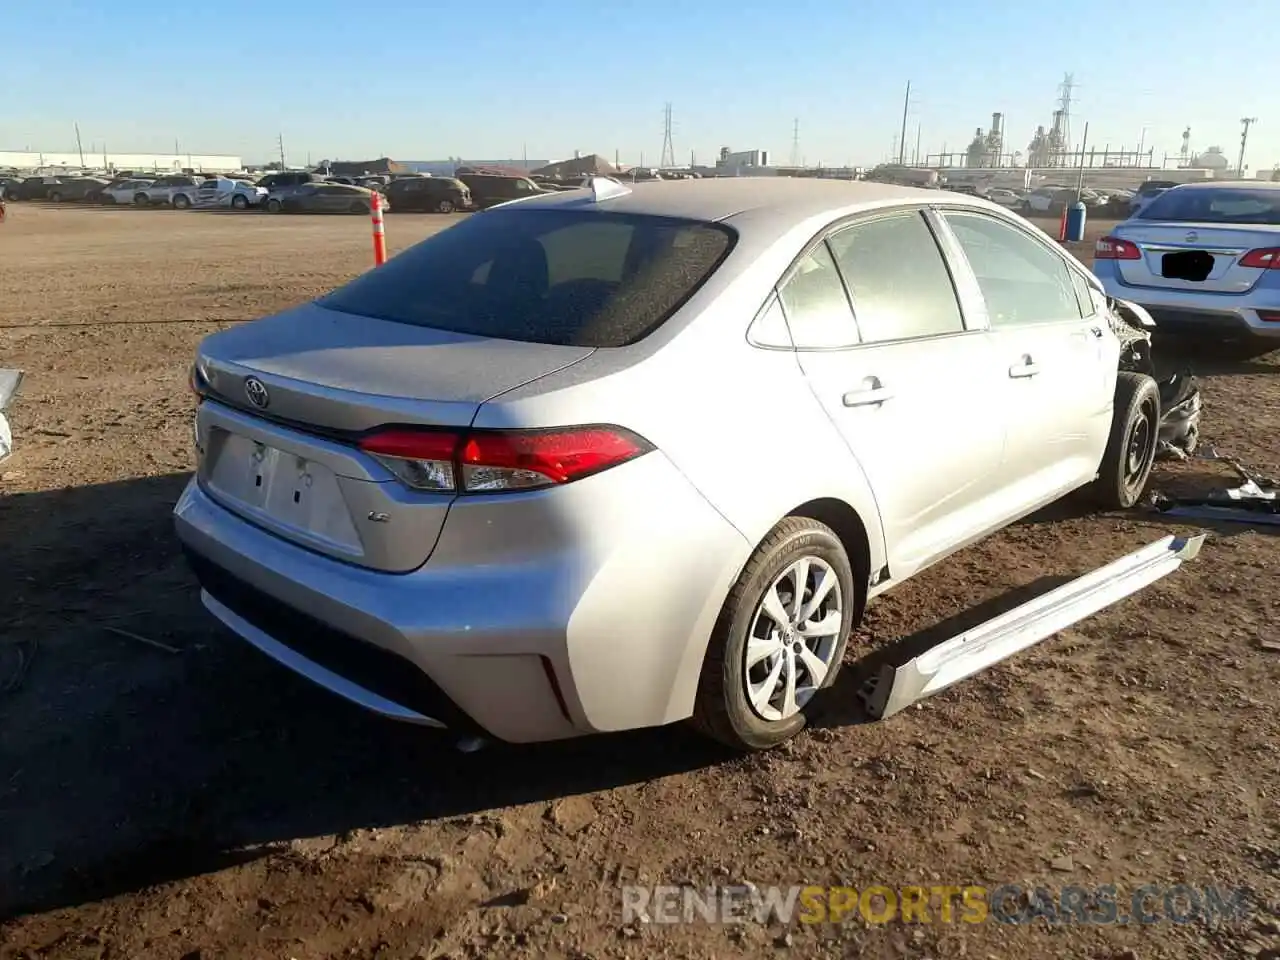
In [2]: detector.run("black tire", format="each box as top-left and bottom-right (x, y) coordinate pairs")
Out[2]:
(1090, 371), (1160, 510)
(49, 191), (63, 203)
(692, 517), (856, 751)
(231, 194), (249, 210)
(172, 193), (190, 210)
(134, 193), (149, 207)
(437, 199), (455, 214)
(266, 198), (283, 214)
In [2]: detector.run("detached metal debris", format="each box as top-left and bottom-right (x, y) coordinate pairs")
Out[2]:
(862, 534), (1207, 720)
(1153, 447), (1280, 526)
(0, 368), (24, 464)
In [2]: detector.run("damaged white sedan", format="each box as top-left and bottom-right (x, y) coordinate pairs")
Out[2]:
(0, 368), (22, 464)
(176, 179), (1203, 752)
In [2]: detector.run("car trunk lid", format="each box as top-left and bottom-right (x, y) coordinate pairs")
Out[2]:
(1111, 221), (1280, 293)
(193, 302), (594, 572)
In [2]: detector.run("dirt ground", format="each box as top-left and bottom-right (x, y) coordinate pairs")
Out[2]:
(1, 203), (1277, 960)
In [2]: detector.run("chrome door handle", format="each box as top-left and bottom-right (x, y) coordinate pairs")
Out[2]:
(1008, 357), (1040, 378)
(843, 386), (894, 407)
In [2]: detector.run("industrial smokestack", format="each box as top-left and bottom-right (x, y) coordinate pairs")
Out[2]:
(992, 112), (1003, 136)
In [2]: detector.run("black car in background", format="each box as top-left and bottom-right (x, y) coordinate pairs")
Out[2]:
(457, 173), (547, 209)
(385, 176), (471, 213)
(8, 177), (63, 201)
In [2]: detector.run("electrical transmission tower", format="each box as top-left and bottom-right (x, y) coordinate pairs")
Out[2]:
(790, 118), (801, 167)
(659, 103), (676, 169)
(1057, 73), (1077, 152)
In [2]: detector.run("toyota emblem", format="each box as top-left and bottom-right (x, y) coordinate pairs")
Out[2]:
(244, 377), (270, 409)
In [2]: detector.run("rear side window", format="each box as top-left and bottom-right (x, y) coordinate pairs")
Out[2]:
(320, 209), (734, 347)
(1137, 187), (1280, 225)
(827, 212), (965, 343)
(777, 243), (858, 349)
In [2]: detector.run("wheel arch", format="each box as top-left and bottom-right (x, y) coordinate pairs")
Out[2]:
(785, 497), (873, 626)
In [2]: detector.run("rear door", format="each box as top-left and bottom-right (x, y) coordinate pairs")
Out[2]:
(937, 209), (1114, 510)
(789, 208), (1007, 576)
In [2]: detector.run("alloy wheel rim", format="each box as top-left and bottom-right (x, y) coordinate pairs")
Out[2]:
(743, 556), (843, 722)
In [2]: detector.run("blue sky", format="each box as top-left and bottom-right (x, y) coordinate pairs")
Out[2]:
(4, 0), (1276, 172)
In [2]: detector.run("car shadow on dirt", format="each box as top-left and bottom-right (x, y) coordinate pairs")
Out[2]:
(0, 473), (729, 921)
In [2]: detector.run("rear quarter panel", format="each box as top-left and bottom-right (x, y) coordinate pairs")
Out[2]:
(477, 210), (890, 574)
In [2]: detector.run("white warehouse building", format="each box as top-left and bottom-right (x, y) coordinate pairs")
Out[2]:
(0, 150), (243, 173)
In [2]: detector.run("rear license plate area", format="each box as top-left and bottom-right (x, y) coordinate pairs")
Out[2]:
(204, 430), (361, 550)
(1161, 250), (1214, 282)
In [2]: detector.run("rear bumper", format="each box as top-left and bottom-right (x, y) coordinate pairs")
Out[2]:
(173, 454), (750, 743)
(1093, 261), (1280, 340)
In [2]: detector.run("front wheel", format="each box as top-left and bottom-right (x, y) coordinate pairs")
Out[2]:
(134, 193), (150, 207)
(266, 198), (283, 214)
(172, 193), (190, 210)
(436, 199), (455, 214)
(231, 194), (249, 210)
(692, 517), (855, 751)
(1090, 371), (1160, 510)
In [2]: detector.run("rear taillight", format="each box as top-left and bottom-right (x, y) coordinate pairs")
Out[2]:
(1238, 247), (1280, 270)
(1095, 236), (1141, 260)
(357, 425), (653, 494)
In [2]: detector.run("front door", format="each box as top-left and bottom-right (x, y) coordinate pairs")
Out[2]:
(783, 209), (1007, 578)
(937, 210), (1115, 514)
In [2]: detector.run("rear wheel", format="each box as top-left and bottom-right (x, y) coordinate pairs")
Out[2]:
(49, 191), (63, 203)
(134, 193), (149, 207)
(1090, 371), (1160, 510)
(231, 194), (249, 210)
(172, 193), (191, 210)
(436, 199), (455, 214)
(692, 517), (855, 751)
(266, 198), (283, 214)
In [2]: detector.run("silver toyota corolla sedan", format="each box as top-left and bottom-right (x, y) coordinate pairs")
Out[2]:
(1093, 181), (1280, 353)
(176, 177), (1155, 750)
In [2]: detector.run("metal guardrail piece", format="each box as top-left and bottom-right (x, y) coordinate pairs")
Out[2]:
(862, 534), (1206, 720)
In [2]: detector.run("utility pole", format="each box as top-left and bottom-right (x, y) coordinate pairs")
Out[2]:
(1075, 122), (1090, 198)
(74, 123), (85, 168)
(1238, 117), (1258, 177)
(277, 133), (286, 170)
(914, 123), (922, 166)
(790, 118), (801, 167)
(897, 81), (911, 166)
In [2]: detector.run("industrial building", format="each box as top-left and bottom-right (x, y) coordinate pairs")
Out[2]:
(0, 150), (243, 173)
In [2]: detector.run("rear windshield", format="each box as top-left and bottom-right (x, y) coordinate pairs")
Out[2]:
(319, 208), (735, 347)
(1136, 187), (1280, 225)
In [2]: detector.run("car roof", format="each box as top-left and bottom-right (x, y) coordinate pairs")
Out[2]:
(502, 176), (957, 227)
(1166, 180), (1280, 191)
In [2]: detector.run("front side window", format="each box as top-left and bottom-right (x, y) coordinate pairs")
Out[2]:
(827, 212), (964, 343)
(941, 212), (1084, 327)
(321, 209), (734, 347)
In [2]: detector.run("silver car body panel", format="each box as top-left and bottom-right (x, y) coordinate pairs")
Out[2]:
(865, 534), (1206, 719)
(177, 178), (1134, 741)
